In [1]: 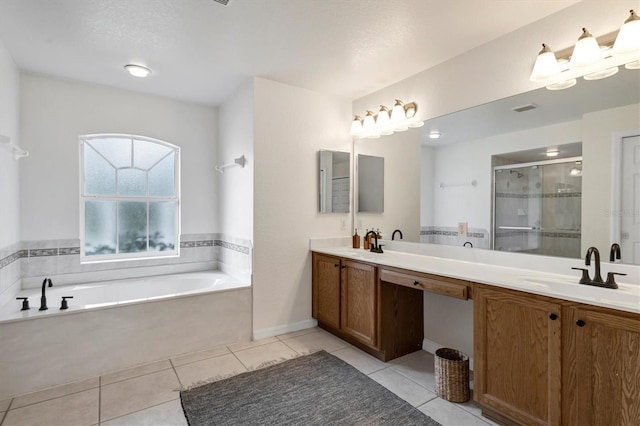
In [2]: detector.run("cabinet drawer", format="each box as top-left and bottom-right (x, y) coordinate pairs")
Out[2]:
(380, 268), (469, 300)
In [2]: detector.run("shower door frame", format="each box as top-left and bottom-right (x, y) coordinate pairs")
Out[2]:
(491, 156), (583, 252)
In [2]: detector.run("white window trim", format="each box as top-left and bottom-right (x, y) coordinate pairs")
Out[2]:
(79, 134), (181, 263)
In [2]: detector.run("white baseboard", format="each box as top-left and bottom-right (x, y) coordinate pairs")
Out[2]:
(253, 319), (318, 340)
(423, 338), (474, 371)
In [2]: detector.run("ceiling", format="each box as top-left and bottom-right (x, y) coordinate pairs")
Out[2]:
(0, 0), (580, 106)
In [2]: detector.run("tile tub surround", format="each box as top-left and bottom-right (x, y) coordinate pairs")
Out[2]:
(0, 328), (496, 426)
(0, 285), (252, 400)
(12, 233), (252, 289)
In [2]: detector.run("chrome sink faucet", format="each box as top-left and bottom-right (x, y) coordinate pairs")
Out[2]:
(40, 278), (53, 311)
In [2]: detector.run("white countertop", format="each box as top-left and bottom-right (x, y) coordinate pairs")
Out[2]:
(312, 246), (640, 314)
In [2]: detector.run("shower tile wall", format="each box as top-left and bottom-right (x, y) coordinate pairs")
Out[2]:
(0, 234), (252, 294)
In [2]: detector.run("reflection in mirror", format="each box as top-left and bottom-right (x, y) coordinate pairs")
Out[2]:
(358, 154), (384, 213)
(414, 66), (639, 264)
(492, 144), (582, 258)
(318, 150), (350, 213)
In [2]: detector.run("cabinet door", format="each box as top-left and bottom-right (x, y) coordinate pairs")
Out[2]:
(474, 285), (562, 426)
(312, 253), (341, 330)
(340, 260), (378, 347)
(566, 306), (640, 425)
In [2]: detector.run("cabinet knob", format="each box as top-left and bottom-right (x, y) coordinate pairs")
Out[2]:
(549, 313), (558, 320)
(576, 319), (586, 327)
(341, 265), (346, 269)
(413, 281), (419, 286)
(334, 263), (339, 267)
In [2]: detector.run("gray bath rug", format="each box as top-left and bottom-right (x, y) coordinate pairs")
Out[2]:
(180, 350), (441, 425)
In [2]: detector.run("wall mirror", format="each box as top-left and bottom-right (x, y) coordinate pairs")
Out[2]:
(357, 154), (384, 213)
(354, 66), (639, 264)
(318, 150), (350, 213)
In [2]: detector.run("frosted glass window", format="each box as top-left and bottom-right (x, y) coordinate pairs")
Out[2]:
(81, 134), (179, 261)
(118, 168), (147, 196)
(87, 138), (132, 168)
(85, 201), (116, 255)
(134, 139), (172, 170)
(118, 202), (148, 253)
(149, 152), (175, 197)
(84, 145), (116, 196)
(149, 202), (176, 252)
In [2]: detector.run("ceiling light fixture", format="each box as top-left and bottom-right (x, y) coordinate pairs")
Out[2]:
(428, 131), (441, 139)
(529, 10), (640, 90)
(546, 149), (559, 157)
(350, 99), (422, 139)
(570, 161), (582, 176)
(124, 64), (152, 78)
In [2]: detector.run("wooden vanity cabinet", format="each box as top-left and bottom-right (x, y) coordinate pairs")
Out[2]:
(562, 305), (640, 425)
(312, 252), (423, 361)
(474, 284), (562, 426)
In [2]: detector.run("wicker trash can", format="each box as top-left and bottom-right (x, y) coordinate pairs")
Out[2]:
(434, 348), (470, 403)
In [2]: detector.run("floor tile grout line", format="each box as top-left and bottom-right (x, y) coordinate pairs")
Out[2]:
(6, 384), (100, 412)
(100, 365), (174, 388)
(229, 350), (251, 372)
(0, 399), (12, 426)
(169, 359), (185, 390)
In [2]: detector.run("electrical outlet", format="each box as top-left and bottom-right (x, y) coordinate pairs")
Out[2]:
(458, 222), (468, 237)
(340, 219), (346, 231)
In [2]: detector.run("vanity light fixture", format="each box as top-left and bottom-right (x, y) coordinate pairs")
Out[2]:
(124, 64), (152, 78)
(529, 9), (640, 90)
(350, 99), (422, 138)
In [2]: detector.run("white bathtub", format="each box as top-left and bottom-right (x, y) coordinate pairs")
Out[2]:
(0, 271), (252, 400)
(1, 271), (249, 322)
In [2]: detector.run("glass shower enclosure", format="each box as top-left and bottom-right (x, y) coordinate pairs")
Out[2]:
(493, 157), (582, 258)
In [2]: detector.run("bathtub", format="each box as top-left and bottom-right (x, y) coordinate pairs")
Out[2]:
(0, 271), (252, 400)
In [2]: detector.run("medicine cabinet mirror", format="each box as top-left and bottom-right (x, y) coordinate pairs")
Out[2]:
(318, 150), (350, 213)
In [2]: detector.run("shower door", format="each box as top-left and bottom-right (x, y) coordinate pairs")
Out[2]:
(493, 158), (582, 258)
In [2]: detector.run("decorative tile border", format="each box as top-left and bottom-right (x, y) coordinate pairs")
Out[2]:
(496, 192), (582, 199)
(495, 230), (581, 239)
(1, 236), (251, 272)
(215, 240), (250, 255)
(420, 228), (485, 238)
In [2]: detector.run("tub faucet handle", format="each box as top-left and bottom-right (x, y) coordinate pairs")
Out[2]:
(60, 296), (74, 310)
(16, 297), (30, 311)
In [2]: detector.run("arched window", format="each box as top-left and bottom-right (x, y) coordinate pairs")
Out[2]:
(80, 134), (180, 261)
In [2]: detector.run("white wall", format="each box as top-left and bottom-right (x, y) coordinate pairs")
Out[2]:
(0, 40), (20, 248)
(0, 39), (21, 302)
(253, 77), (352, 337)
(352, 0), (639, 359)
(218, 78), (254, 241)
(19, 73), (218, 241)
(582, 103), (640, 252)
(354, 130), (421, 242)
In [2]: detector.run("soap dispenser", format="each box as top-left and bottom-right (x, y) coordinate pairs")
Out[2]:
(363, 229), (370, 250)
(352, 229), (360, 249)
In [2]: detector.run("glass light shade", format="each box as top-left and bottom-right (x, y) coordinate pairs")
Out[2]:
(390, 100), (406, 122)
(124, 64), (151, 78)
(613, 10), (640, 56)
(625, 59), (640, 69)
(408, 120), (424, 128)
(570, 167), (582, 176)
(362, 111), (376, 132)
(584, 66), (619, 80)
(530, 44), (560, 81)
(570, 28), (602, 67)
(376, 106), (393, 135)
(546, 79), (577, 91)
(350, 116), (363, 135)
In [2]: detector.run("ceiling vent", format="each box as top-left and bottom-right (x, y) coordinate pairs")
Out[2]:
(512, 103), (538, 113)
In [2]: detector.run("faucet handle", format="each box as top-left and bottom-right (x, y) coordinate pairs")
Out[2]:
(604, 272), (626, 289)
(60, 296), (74, 310)
(571, 267), (591, 284)
(16, 297), (30, 311)
(378, 244), (384, 253)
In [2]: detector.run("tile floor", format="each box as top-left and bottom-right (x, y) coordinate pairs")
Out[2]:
(0, 328), (498, 426)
